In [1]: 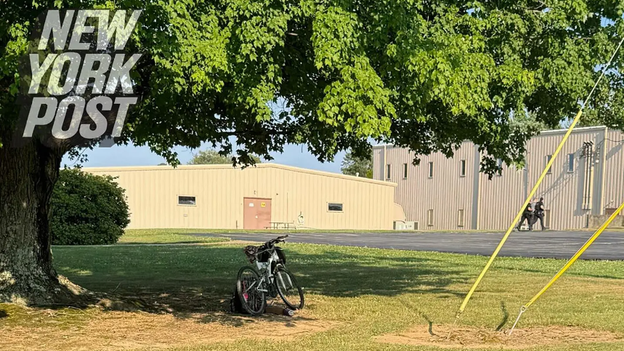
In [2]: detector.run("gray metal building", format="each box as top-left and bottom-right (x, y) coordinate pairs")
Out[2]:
(373, 126), (624, 231)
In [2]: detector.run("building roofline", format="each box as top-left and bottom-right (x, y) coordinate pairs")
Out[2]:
(82, 163), (397, 187)
(372, 126), (609, 149)
(532, 125), (607, 136)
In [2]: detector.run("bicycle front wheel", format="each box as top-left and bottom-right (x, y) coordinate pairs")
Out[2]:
(236, 266), (266, 315)
(274, 265), (304, 310)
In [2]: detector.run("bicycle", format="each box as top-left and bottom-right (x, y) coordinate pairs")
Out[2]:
(236, 235), (305, 315)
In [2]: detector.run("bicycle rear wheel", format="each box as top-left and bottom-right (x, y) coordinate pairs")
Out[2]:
(236, 266), (266, 315)
(274, 265), (304, 310)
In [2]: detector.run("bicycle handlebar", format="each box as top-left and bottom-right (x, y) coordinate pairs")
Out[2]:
(265, 235), (289, 246)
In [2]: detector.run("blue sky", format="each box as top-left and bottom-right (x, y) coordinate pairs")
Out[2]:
(62, 142), (347, 173)
(61, 97), (351, 173)
(60, 97), (350, 172)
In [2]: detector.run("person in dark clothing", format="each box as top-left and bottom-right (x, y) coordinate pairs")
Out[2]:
(534, 197), (546, 230)
(517, 203), (534, 231)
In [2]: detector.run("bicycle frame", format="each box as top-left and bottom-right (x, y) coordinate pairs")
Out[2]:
(251, 245), (293, 296)
(249, 246), (276, 292)
(238, 235), (303, 313)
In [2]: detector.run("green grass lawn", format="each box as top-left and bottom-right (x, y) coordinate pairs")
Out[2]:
(2, 232), (624, 351)
(117, 228), (504, 244)
(117, 229), (233, 244)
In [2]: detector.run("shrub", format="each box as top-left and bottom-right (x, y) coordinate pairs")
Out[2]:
(51, 168), (130, 245)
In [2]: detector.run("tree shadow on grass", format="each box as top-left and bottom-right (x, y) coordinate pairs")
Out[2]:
(40, 244), (470, 324)
(0, 310), (7, 319)
(492, 263), (624, 281)
(289, 249), (468, 298)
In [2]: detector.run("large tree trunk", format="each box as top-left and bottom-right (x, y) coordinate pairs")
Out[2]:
(0, 140), (81, 305)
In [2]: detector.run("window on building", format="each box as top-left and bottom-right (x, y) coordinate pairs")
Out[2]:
(178, 196), (196, 206)
(427, 209), (434, 226)
(403, 163), (408, 179)
(545, 155), (553, 174)
(328, 203), (343, 212)
(458, 209), (465, 227)
(568, 153), (575, 173)
(606, 208), (619, 216)
(460, 160), (466, 177)
(428, 162), (434, 178)
(386, 164), (391, 179)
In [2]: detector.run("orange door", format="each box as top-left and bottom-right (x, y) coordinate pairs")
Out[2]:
(243, 198), (272, 229)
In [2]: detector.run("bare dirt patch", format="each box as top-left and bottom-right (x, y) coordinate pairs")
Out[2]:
(0, 307), (339, 351)
(375, 324), (622, 349)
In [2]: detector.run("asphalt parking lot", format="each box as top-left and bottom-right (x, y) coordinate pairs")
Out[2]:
(192, 230), (624, 260)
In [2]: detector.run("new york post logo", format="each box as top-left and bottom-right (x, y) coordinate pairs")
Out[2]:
(15, 9), (143, 148)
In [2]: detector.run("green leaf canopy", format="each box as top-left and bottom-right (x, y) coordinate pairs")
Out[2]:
(2, 0), (624, 176)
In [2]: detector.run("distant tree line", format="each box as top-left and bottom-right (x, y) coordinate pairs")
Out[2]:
(158, 149), (263, 166)
(341, 149), (373, 178)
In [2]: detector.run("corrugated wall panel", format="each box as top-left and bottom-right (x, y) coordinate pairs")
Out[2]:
(378, 127), (620, 231)
(375, 142), (477, 230)
(524, 129), (603, 230)
(604, 129), (624, 211)
(478, 161), (527, 230)
(373, 148), (383, 180)
(84, 164), (400, 230)
(592, 130), (607, 215)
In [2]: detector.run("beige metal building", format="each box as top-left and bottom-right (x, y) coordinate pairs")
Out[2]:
(84, 163), (405, 230)
(374, 126), (624, 231)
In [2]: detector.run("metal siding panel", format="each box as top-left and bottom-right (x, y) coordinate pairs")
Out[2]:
(83, 164), (399, 230)
(337, 178), (345, 228)
(345, 179), (351, 228)
(296, 171), (302, 225)
(170, 170), (180, 228)
(335, 178), (346, 229)
(604, 129), (624, 211)
(164, 171), (170, 228)
(236, 168), (244, 229)
(234, 168), (242, 229)
(284, 171), (292, 224)
(333, 177), (340, 229)
(478, 165), (525, 230)
(527, 131), (600, 230)
(208, 169), (215, 228)
(281, 170), (286, 223)
(592, 129), (607, 215)
(199, 168), (209, 228)
(315, 174), (322, 228)
(374, 128), (624, 230)
(382, 143), (475, 230)
(187, 170), (196, 228)
(147, 171), (154, 228)
(315, 172), (323, 228)
(378, 128), (622, 231)
(479, 129), (606, 230)
(326, 175), (333, 229)
(156, 172), (164, 226)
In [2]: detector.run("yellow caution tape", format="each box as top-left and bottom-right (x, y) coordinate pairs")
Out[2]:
(508, 200), (624, 335)
(525, 200), (624, 310)
(457, 35), (624, 317)
(457, 110), (581, 316)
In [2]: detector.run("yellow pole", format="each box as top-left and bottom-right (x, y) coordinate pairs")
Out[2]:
(527, 200), (624, 310)
(509, 199), (624, 334)
(456, 35), (624, 318)
(456, 110), (580, 316)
